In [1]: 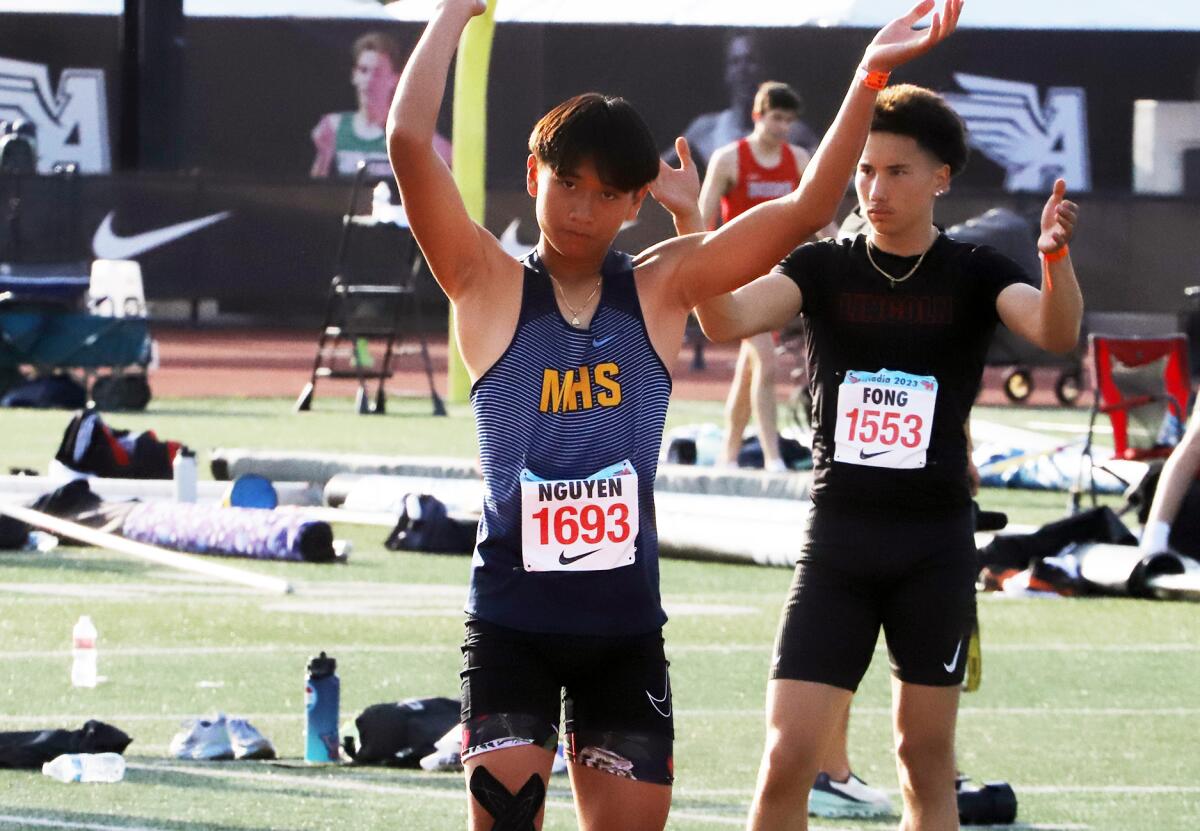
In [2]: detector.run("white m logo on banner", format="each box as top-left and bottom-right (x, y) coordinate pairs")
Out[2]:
(944, 73), (1091, 192)
(0, 56), (111, 174)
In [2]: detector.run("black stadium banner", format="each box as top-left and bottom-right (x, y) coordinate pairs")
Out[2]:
(4, 12), (1200, 318)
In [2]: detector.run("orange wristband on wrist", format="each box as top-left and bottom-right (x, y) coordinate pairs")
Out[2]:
(858, 66), (890, 91)
(1042, 245), (1069, 262)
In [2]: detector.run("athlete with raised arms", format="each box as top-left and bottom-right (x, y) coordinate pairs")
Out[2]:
(677, 83), (1082, 829)
(387, 2), (961, 827)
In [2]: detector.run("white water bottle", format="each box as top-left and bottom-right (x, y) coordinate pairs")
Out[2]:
(42, 752), (125, 783)
(173, 448), (197, 503)
(71, 615), (98, 688)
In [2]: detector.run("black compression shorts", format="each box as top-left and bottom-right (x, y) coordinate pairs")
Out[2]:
(771, 504), (977, 690)
(460, 617), (674, 784)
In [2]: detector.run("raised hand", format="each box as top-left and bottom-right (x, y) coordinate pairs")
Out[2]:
(1038, 179), (1078, 255)
(439, 0), (488, 19)
(649, 137), (702, 221)
(862, 0), (963, 73)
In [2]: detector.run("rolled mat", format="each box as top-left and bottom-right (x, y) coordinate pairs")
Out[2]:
(121, 502), (334, 563)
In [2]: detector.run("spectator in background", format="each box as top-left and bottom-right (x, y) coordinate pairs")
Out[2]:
(1140, 396), (1200, 558)
(668, 30), (819, 176)
(311, 31), (451, 178)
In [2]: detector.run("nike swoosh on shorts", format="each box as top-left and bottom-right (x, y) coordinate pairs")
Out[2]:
(92, 210), (231, 260)
(943, 639), (964, 673)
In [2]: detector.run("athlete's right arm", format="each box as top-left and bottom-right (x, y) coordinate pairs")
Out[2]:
(693, 272), (802, 342)
(698, 144), (736, 230)
(386, 0), (511, 301)
(658, 0), (962, 310)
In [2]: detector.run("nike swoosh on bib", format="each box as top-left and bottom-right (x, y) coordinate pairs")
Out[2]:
(558, 548), (601, 566)
(859, 449), (892, 460)
(92, 210), (232, 260)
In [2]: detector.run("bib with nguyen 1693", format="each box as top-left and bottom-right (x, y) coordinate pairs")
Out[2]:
(519, 460), (638, 572)
(834, 369), (937, 470)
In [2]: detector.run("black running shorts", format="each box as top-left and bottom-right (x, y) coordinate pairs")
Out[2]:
(771, 504), (977, 690)
(460, 617), (674, 784)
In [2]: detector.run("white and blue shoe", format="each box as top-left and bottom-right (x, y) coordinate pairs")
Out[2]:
(809, 771), (893, 818)
(169, 714), (234, 761)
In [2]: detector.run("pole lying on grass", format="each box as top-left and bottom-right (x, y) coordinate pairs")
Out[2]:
(0, 502), (293, 595)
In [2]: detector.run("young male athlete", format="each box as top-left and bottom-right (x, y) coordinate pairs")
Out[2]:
(691, 80), (891, 817)
(699, 81), (816, 471)
(387, 1), (960, 827)
(687, 83), (1082, 829)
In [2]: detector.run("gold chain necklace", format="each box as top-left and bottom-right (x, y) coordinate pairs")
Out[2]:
(865, 237), (931, 290)
(549, 275), (601, 327)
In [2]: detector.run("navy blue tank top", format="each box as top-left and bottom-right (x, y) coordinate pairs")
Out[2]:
(468, 249), (672, 635)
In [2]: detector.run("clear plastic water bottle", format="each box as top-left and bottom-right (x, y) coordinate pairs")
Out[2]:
(173, 448), (198, 503)
(42, 752), (125, 783)
(71, 615), (98, 688)
(304, 651), (340, 763)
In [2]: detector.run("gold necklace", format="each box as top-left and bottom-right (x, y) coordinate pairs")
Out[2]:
(549, 275), (601, 327)
(865, 237), (931, 290)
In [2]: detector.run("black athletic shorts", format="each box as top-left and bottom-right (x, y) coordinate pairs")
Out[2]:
(460, 617), (674, 784)
(771, 504), (977, 690)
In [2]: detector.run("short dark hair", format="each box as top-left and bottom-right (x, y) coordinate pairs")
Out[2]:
(353, 31), (405, 75)
(753, 81), (802, 117)
(528, 93), (659, 193)
(871, 85), (968, 177)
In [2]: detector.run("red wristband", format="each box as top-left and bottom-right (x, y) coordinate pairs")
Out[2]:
(1041, 245), (1069, 263)
(858, 66), (890, 91)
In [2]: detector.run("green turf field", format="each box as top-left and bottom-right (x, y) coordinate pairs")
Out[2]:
(3, 398), (1193, 831)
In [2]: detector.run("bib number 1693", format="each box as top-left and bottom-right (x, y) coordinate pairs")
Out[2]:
(530, 503), (631, 546)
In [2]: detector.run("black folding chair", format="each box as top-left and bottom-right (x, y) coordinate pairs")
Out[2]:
(295, 160), (444, 416)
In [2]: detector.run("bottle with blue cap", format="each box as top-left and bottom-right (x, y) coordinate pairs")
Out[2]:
(305, 651), (340, 763)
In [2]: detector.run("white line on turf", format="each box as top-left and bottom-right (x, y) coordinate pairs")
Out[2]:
(125, 763), (754, 827)
(4, 706), (1198, 728)
(3, 642), (1197, 660)
(0, 816), (167, 831)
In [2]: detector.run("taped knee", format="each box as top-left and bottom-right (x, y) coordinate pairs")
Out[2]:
(469, 766), (545, 831)
(567, 728), (674, 785)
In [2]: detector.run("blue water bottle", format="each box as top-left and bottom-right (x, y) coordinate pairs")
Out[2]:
(305, 651), (340, 763)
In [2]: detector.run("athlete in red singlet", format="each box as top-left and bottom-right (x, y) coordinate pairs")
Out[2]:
(700, 82), (836, 474)
(719, 132), (802, 225)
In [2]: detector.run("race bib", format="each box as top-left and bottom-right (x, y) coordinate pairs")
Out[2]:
(833, 369), (937, 469)
(519, 460), (639, 572)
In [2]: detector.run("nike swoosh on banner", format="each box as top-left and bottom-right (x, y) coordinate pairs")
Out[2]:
(943, 639), (964, 673)
(92, 210), (232, 259)
(558, 548), (601, 566)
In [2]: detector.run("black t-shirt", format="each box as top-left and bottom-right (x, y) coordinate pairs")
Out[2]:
(777, 233), (1036, 515)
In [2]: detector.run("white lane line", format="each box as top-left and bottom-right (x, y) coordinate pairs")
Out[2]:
(0, 817), (168, 831)
(4, 642), (1197, 660)
(4, 705), (1197, 728)
(126, 763), (750, 827)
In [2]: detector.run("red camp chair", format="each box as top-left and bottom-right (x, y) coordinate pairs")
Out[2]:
(1075, 333), (1192, 509)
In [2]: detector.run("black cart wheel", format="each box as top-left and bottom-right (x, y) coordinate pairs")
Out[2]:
(1002, 368), (1033, 403)
(1055, 370), (1083, 406)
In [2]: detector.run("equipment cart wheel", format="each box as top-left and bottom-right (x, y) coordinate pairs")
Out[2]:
(1002, 368), (1033, 403)
(1055, 370), (1083, 406)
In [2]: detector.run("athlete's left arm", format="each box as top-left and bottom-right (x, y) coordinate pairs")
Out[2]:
(995, 179), (1083, 355)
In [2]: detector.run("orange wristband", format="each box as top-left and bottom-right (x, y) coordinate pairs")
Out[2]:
(1041, 245), (1069, 263)
(858, 66), (890, 91)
